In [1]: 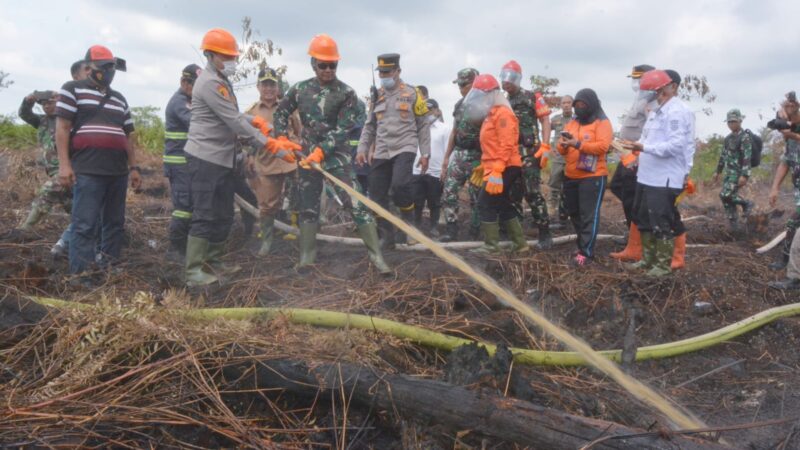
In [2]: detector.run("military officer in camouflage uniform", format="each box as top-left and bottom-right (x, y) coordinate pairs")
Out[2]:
(714, 109), (753, 233)
(17, 90), (70, 232)
(356, 53), (431, 249)
(769, 92), (800, 270)
(547, 95), (573, 229)
(500, 60), (553, 249)
(439, 68), (481, 242)
(273, 34), (390, 274)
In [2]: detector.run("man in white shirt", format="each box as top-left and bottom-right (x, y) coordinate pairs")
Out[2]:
(622, 69), (695, 277)
(413, 99), (451, 235)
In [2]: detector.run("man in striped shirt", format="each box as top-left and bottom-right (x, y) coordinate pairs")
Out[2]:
(55, 45), (141, 279)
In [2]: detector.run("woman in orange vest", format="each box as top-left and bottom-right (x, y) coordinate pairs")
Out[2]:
(463, 74), (528, 254)
(557, 88), (613, 266)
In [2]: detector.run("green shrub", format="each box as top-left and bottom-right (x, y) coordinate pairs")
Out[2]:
(131, 106), (164, 155)
(0, 115), (37, 149)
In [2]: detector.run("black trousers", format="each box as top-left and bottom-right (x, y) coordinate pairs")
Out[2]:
(632, 183), (685, 240)
(563, 175), (606, 258)
(369, 152), (416, 236)
(478, 166), (522, 223)
(187, 155), (235, 243)
(412, 174), (443, 228)
(165, 163), (192, 252)
(610, 164), (638, 226)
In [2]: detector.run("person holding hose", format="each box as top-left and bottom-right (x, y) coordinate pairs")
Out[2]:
(557, 88), (613, 266)
(462, 74), (528, 255)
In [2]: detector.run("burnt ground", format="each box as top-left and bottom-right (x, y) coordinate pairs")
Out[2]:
(1, 147), (800, 449)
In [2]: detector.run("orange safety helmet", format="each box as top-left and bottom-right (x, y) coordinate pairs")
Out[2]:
(472, 74), (500, 92)
(502, 60), (522, 74)
(201, 28), (239, 56)
(307, 34), (340, 61)
(639, 70), (672, 91)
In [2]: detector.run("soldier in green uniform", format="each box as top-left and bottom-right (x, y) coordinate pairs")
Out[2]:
(769, 92), (800, 270)
(713, 109), (753, 233)
(439, 68), (482, 242)
(17, 90), (70, 232)
(273, 34), (390, 274)
(500, 60), (553, 248)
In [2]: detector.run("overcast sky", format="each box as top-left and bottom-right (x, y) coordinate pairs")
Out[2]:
(2, 0), (799, 139)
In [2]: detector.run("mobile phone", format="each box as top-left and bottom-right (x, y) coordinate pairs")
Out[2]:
(560, 132), (573, 139)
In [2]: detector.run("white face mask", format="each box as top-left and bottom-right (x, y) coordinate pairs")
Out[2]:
(631, 78), (640, 93)
(221, 60), (237, 77)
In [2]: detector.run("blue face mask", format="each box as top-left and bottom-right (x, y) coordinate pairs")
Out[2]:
(380, 77), (396, 90)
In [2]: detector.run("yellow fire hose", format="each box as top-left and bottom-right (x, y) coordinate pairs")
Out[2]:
(305, 163), (706, 430)
(29, 297), (800, 368)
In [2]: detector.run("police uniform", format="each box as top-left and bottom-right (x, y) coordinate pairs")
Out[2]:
(356, 53), (431, 247)
(163, 64), (200, 254)
(184, 61), (268, 246)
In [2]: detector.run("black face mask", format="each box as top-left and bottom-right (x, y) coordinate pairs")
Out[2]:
(90, 64), (116, 87)
(574, 105), (591, 121)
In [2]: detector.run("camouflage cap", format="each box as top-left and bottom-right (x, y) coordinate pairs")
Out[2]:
(725, 108), (745, 122)
(453, 68), (479, 85)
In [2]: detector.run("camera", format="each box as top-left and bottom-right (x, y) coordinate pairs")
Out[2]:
(767, 118), (791, 131)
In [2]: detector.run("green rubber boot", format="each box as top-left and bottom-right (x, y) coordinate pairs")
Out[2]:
(19, 202), (46, 232)
(625, 231), (655, 271)
(503, 218), (530, 254)
(647, 238), (674, 277)
(257, 215), (275, 256)
(185, 236), (218, 287)
(357, 222), (392, 275)
(207, 241), (241, 276)
(471, 222), (502, 255)
(296, 222), (319, 268)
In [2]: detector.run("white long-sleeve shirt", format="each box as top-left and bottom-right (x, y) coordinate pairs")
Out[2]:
(414, 119), (451, 178)
(637, 97), (696, 189)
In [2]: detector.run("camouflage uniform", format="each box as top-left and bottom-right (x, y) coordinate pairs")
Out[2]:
(273, 77), (372, 226)
(18, 96), (72, 221)
(442, 97), (482, 232)
(716, 129), (753, 221)
(780, 122), (800, 258)
(508, 88), (549, 226)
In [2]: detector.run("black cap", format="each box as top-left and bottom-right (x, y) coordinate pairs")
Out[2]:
(665, 69), (681, 85)
(376, 53), (400, 73)
(257, 67), (280, 83)
(181, 64), (202, 81)
(426, 98), (439, 110)
(627, 64), (655, 78)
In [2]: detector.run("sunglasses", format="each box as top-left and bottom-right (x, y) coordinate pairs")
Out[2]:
(317, 62), (338, 70)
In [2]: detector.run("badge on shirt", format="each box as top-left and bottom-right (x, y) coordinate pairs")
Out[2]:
(217, 85), (231, 101)
(670, 120), (679, 131)
(499, 118), (507, 128)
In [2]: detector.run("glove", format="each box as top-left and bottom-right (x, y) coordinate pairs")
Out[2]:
(536, 143), (551, 169)
(685, 177), (696, 195)
(484, 165), (505, 195)
(251, 116), (271, 137)
(299, 146), (325, 170)
(620, 153), (638, 167)
(266, 136), (303, 164)
(469, 164), (484, 187)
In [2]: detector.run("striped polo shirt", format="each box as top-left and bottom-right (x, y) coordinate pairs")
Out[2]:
(56, 79), (134, 176)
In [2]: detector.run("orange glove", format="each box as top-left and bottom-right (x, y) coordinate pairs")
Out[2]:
(251, 116), (271, 137)
(620, 153), (638, 167)
(484, 164), (505, 195)
(685, 177), (696, 195)
(265, 136), (303, 164)
(299, 146), (325, 170)
(533, 143), (550, 159)
(469, 164), (484, 187)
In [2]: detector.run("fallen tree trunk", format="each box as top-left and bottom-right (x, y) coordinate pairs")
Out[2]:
(223, 359), (727, 450)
